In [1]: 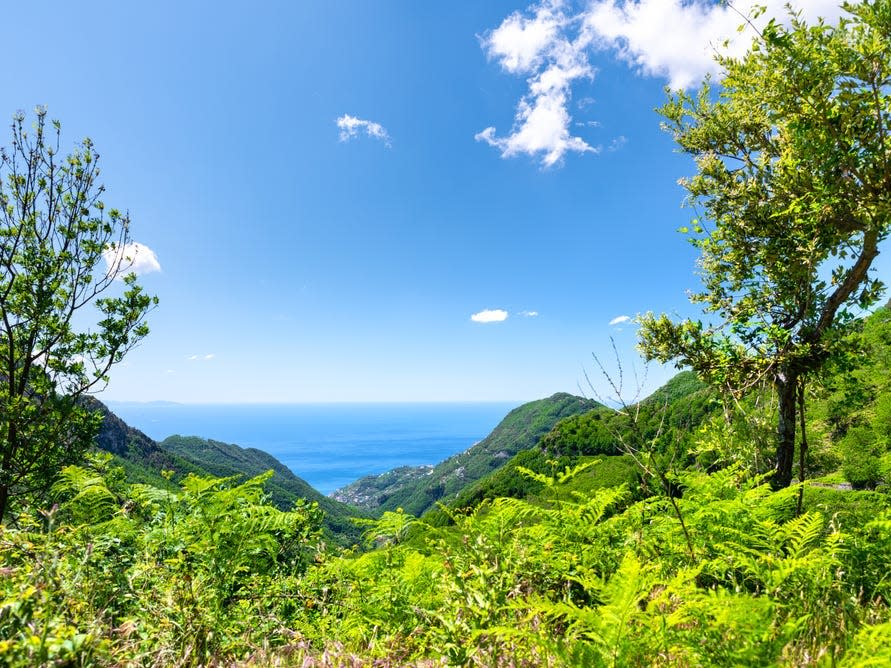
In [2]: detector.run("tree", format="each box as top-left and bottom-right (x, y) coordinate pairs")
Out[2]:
(639, 2), (891, 488)
(0, 108), (157, 518)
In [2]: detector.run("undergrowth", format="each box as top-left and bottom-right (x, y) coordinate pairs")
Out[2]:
(2, 451), (889, 666)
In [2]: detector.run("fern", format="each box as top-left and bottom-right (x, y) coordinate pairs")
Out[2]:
(52, 464), (119, 524)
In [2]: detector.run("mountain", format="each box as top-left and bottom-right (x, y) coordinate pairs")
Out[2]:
(427, 370), (717, 522)
(537, 370), (714, 459)
(89, 376), (717, 538)
(88, 399), (208, 488)
(89, 400), (365, 543)
(338, 393), (603, 517)
(161, 435), (367, 538)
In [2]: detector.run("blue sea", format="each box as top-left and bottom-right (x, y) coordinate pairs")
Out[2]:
(105, 402), (520, 495)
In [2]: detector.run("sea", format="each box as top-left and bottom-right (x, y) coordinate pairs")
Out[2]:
(105, 402), (520, 495)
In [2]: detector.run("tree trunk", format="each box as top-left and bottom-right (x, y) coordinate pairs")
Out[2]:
(796, 381), (808, 515)
(774, 371), (797, 489)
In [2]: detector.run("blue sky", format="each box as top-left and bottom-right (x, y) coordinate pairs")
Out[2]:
(2, 0), (887, 403)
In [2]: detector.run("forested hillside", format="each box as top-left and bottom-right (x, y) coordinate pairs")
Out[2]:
(89, 404), (366, 542)
(161, 435), (368, 539)
(426, 370), (714, 521)
(334, 393), (601, 516)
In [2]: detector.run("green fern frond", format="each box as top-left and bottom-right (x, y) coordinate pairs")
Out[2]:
(52, 464), (118, 523)
(781, 512), (824, 559)
(842, 621), (891, 667)
(516, 466), (554, 487)
(556, 460), (598, 484)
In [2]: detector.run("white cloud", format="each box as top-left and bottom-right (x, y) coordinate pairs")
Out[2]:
(187, 353), (215, 361)
(480, 0), (848, 164)
(519, 310), (539, 317)
(336, 114), (391, 146)
(584, 0), (846, 90)
(483, 3), (561, 74)
(471, 309), (509, 323)
(477, 0), (598, 167)
(103, 242), (161, 278)
(475, 89), (598, 167)
(609, 315), (631, 326)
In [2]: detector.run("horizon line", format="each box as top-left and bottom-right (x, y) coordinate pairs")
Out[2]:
(103, 398), (540, 406)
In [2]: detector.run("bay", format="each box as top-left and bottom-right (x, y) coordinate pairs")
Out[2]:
(105, 402), (519, 495)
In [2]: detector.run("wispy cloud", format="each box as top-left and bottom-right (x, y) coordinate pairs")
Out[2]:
(608, 135), (627, 152)
(103, 242), (161, 278)
(471, 309), (509, 323)
(336, 114), (391, 147)
(480, 1), (846, 165)
(518, 310), (539, 317)
(609, 315), (631, 326)
(187, 353), (215, 361)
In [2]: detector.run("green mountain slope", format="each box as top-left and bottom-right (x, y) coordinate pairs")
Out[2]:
(161, 435), (367, 538)
(88, 399), (208, 489)
(331, 465), (433, 509)
(89, 401), (365, 543)
(432, 371), (717, 520)
(538, 370), (714, 458)
(363, 393), (602, 516)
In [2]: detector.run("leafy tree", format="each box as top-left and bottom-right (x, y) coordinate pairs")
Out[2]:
(0, 108), (156, 518)
(639, 2), (891, 487)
